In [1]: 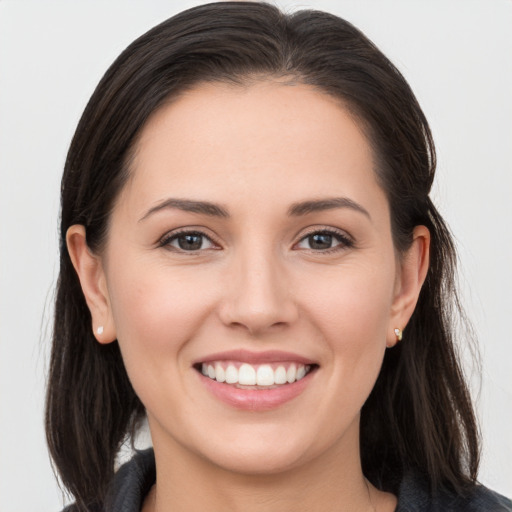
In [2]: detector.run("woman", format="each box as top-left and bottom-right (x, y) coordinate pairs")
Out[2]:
(45, 2), (512, 511)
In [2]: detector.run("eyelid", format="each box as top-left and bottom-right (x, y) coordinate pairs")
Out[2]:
(157, 227), (222, 251)
(156, 225), (354, 252)
(293, 225), (355, 251)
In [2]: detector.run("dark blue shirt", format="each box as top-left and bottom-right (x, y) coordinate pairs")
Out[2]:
(65, 448), (512, 511)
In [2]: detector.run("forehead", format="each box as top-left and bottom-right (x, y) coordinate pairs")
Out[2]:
(119, 81), (382, 217)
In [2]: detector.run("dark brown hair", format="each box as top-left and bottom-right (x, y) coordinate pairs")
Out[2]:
(46, 2), (479, 510)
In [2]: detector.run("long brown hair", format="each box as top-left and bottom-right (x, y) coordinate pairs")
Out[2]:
(46, 2), (479, 510)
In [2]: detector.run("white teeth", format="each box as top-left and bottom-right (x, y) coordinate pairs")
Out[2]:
(239, 363), (256, 385)
(274, 366), (287, 384)
(256, 364), (274, 386)
(215, 363), (226, 383)
(296, 365), (306, 380)
(200, 361), (312, 387)
(286, 364), (297, 383)
(225, 365), (238, 384)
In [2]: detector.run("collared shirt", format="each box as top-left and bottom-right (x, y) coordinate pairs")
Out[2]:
(64, 448), (512, 511)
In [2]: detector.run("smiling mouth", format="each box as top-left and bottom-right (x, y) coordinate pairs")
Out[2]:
(195, 361), (317, 388)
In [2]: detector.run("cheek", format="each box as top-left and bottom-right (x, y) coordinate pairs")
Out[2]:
(298, 260), (394, 390)
(300, 258), (395, 337)
(105, 262), (218, 386)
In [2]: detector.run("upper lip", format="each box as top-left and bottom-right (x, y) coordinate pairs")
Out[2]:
(194, 349), (317, 366)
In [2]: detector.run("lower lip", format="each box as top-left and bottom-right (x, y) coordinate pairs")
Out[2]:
(198, 370), (315, 411)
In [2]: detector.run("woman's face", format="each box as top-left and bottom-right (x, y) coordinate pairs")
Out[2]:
(72, 81), (427, 475)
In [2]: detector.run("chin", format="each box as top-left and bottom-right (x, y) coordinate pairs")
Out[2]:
(182, 418), (350, 477)
(204, 441), (313, 476)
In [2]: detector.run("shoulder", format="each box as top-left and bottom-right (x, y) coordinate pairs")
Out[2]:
(396, 472), (512, 512)
(60, 448), (156, 512)
(104, 448), (156, 512)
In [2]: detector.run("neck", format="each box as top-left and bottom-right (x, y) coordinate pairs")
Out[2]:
(145, 419), (383, 512)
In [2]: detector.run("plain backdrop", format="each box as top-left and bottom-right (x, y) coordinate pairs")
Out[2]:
(1, 1), (511, 510)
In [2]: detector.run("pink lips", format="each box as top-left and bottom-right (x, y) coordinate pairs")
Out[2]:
(195, 349), (317, 411)
(195, 349), (316, 366)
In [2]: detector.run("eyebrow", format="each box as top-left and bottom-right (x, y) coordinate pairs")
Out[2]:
(139, 196), (370, 222)
(288, 197), (371, 219)
(139, 198), (229, 222)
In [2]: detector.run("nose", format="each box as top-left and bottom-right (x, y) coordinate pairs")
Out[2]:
(218, 247), (299, 335)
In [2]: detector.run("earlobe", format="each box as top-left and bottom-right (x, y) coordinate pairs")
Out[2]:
(66, 225), (116, 344)
(387, 225), (430, 347)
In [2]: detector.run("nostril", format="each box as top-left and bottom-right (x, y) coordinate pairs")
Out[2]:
(217, 275), (299, 333)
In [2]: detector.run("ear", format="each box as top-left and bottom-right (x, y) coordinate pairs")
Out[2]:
(66, 225), (116, 344)
(387, 225), (430, 347)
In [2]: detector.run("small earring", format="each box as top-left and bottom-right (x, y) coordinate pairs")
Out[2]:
(394, 328), (403, 342)
(96, 326), (104, 335)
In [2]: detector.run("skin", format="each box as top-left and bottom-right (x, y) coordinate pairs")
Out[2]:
(68, 81), (429, 512)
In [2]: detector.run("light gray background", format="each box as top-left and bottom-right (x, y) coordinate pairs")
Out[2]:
(1, 1), (511, 510)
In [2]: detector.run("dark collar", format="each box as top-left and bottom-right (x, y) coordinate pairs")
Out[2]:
(102, 448), (512, 512)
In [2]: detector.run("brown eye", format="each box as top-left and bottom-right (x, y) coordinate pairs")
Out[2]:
(162, 231), (215, 251)
(296, 230), (353, 252)
(308, 233), (335, 250)
(176, 234), (205, 250)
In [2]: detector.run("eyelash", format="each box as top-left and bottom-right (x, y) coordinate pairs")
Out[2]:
(294, 227), (354, 253)
(158, 229), (220, 253)
(158, 227), (354, 254)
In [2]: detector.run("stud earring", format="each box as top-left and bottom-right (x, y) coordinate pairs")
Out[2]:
(394, 328), (403, 342)
(96, 326), (104, 335)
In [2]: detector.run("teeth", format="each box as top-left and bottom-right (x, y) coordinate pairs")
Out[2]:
(256, 365), (274, 386)
(274, 366), (287, 385)
(215, 363), (226, 383)
(200, 361), (311, 387)
(239, 363), (256, 385)
(225, 365), (238, 384)
(286, 364), (297, 383)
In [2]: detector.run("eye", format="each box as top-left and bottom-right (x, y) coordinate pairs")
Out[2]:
(160, 230), (217, 252)
(295, 229), (353, 252)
